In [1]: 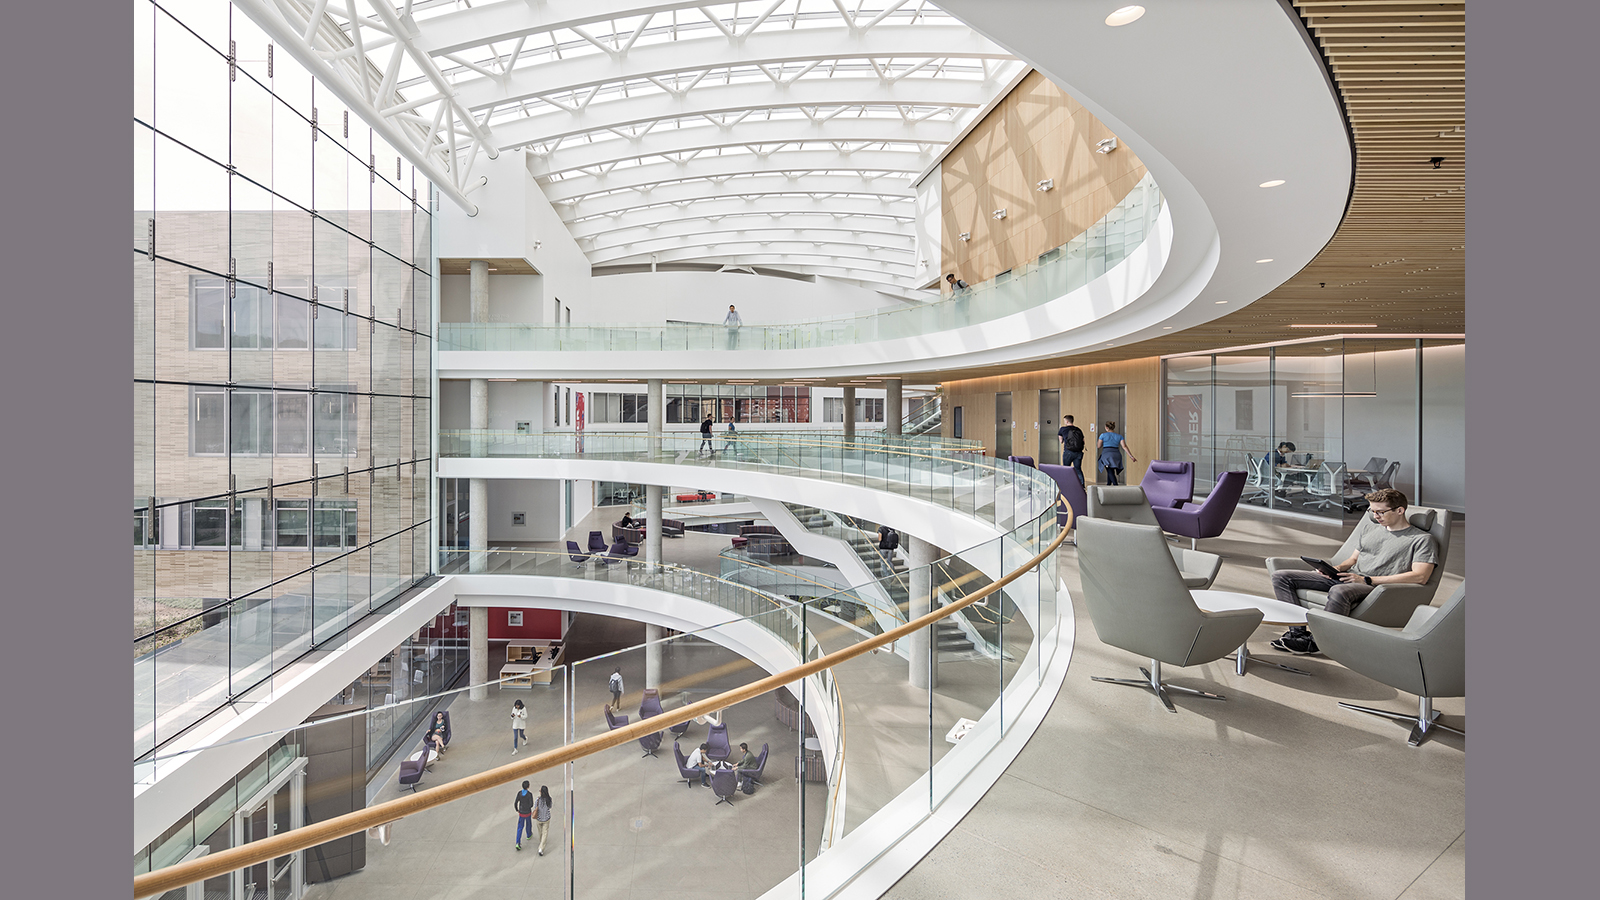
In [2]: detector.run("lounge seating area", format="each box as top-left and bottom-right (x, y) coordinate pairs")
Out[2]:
(612, 517), (686, 544)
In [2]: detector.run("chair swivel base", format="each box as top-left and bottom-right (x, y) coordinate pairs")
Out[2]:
(1236, 644), (1312, 677)
(1337, 696), (1463, 747)
(1091, 659), (1226, 713)
(714, 793), (734, 806)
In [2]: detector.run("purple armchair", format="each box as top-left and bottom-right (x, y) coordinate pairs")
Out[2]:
(1140, 461), (1195, 510)
(706, 722), (731, 761)
(1007, 455), (1036, 469)
(397, 752), (426, 792)
(1151, 470), (1247, 549)
(1038, 464), (1087, 531)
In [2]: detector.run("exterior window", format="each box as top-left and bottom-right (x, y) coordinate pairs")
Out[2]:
(194, 391), (227, 454)
(135, 503), (159, 547)
(275, 500), (309, 548)
(191, 278), (358, 350)
(197, 388), (354, 457)
(273, 393), (309, 455)
(823, 397), (842, 423)
(192, 500), (228, 547)
(313, 500), (358, 549)
(313, 391), (358, 456)
(229, 391), (272, 456)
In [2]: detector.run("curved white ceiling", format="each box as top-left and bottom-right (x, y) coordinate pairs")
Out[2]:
(244, 0), (1027, 291)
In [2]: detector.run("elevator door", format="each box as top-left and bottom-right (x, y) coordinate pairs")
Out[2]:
(1038, 390), (1060, 465)
(994, 392), (1013, 459)
(1095, 385), (1127, 483)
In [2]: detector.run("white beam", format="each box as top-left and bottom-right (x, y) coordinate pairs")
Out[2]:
(593, 240), (916, 267)
(570, 198), (912, 236)
(584, 222), (915, 253)
(561, 174), (913, 218)
(538, 148), (928, 202)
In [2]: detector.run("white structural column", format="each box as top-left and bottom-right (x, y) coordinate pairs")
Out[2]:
(468, 260), (490, 577)
(885, 378), (903, 436)
(647, 379), (663, 458)
(645, 378), (664, 573)
(645, 624), (664, 691)
(843, 386), (857, 442)
(469, 605), (490, 701)
(907, 534), (939, 689)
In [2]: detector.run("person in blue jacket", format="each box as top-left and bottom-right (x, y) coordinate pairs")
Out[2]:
(1096, 420), (1138, 486)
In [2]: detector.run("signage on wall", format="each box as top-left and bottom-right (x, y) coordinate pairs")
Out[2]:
(508, 611), (524, 627)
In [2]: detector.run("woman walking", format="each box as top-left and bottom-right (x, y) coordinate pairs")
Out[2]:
(511, 699), (528, 755)
(1096, 421), (1137, 486)
(534, 784), (554, 856)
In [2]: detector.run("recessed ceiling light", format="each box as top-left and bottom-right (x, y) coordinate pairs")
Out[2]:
(1105, 5), (1146, 26)
(1162, 326), (1173, 329)
(1259, 180), (1286, 188)
(1255, 258), (1273, 264)
(1215, 300), (1229, 304)
(1288, 324), (1379, 329)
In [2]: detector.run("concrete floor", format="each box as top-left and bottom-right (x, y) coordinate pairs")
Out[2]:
(886, 503), (1466, 900)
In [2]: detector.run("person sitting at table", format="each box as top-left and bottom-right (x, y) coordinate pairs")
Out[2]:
(734, 742), (758, 771)
(1268, 487), (1438, 655)
(684, 742), (713, 787)
(1264, 441), (1296, 467)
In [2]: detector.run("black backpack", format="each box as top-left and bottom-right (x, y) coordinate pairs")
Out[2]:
(1063, 426), (1084, 452)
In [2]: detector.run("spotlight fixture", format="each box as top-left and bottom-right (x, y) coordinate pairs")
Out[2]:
(1105, 5), (1146, 27)
(1095, 137), (1118, 154)
(1430, 156), (1445, 169)
(992, 208), (1007, 220)
(1036, 178), (1054, 192)
(958, 232), (971, 242)
(1259, 179), (1286, 188)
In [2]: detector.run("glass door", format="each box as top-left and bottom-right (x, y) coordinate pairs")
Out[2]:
(232, 759), (305, 900)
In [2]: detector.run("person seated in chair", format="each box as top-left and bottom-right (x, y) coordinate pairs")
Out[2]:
(1264, 441), (1296, 467)
(618, 512), (638, 529)
(734, 742), (758, 772)
(684, 742), (713, 786)
(1269, 488), (1438, 655)
(426, 711), (449, 755)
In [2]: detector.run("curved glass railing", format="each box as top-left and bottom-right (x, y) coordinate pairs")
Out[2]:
(136, 501), (1065, 900)
(439, 173), (1161, 353)
(440, 430), (1049, 531)
(137, 438), (1067, 900)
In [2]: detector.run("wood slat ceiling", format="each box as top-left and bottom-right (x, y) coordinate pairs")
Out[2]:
(912, 0), (1465, 382)
(438, 257), (539, 275)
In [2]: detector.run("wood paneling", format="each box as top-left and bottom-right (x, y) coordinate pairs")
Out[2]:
(940, 71), (1148, 287)
(439, 257), (538, 275)
(942, 357), (1161, 484)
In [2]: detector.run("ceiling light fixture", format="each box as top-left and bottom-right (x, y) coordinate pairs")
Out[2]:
(1255, 258), (1273, 264)
(958, 232), (971, 242)
(1095, 137), (1118, 154)
(1259, 179), (1286, 188)
(992, 208), (1007, 220)
(1036, 179), (1054, 192)
(1288, 324), (1379, 329)
(1105, 5), (1146, 26)
(1214, 300), (1229, 304)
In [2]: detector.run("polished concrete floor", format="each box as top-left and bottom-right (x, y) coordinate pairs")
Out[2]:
(887, 504), (1466, 900)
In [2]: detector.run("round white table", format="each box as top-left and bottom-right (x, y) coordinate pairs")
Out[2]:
(1190, 589), (1312, 677)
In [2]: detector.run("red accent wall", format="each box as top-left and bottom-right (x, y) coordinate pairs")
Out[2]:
(487, 607), (564, 641)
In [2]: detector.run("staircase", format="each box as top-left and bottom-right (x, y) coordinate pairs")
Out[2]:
(902, 396), (942, 436)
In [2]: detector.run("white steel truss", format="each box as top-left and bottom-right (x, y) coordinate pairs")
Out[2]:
(268, 0), (1024, 287)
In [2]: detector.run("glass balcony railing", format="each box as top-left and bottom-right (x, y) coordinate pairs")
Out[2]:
(138, 439), (1068, 900)
(439, 173), (1161, 354)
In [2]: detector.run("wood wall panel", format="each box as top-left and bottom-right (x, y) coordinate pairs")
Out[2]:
(940, 70), (1148, 288)
(942, 356), (1162, 485)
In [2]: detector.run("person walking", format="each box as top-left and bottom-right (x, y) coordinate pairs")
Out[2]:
(724, 420), (738, 455)
(699, 415), (715, 456)
(608, 667), (624, 710)
(533, 785), (554, 856)
(513, 781), (535, 851)
(1057, 415), (1086, 487)
(723, 304), (743, 349)
(1096, 420), (1137, 485)
(511, 698), (528, 755)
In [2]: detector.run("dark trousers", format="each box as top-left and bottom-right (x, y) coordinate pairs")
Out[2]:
(1104, 466), (1124, 486)
(1062, 450), (1085, 486)
(1271, 570), (1375, 617)
(516, 815), (533, 845)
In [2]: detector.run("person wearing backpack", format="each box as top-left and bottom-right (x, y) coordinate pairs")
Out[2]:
(608, 667), (624, 710)
(513, 781), (535, 851)
(1057, 415), (1086, 487)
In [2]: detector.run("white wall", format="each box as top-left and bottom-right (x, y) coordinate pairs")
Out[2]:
(913, 163), (942, 290)
(576, 270), (911, 325)
(439, 379), (547, 432)
(487, 479), (562, 541)
(440, 272), (544, 324)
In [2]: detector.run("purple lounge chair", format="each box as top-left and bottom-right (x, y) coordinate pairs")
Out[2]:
(674, 741), (701, 788)
(1150, 470), (1248, 549)
(1007, 455), (1036, 469)
(1140, 460), (1195, 509)
(1038, 464), (1087, 530)
(711, 767), (738, 806)
(587, 530), (608, 553)
(706, 722), (731, 761)
(397, 753), (426, 792)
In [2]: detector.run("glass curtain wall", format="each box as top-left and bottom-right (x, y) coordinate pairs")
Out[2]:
(135, 0), (435, 762)
(1161, 337), (1464, 522)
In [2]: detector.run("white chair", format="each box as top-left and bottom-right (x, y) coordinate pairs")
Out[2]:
(1304, 462), (1349, 511)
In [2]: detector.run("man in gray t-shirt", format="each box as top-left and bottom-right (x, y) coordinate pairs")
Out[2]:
(1270, 488), (1438, 654)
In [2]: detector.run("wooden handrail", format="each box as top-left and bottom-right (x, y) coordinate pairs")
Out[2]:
(134, 506), (1070, 898)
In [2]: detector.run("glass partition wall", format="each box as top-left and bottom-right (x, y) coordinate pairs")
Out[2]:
(1162, 336), (1465, 522)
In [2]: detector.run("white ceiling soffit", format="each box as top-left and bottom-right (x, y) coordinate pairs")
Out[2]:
(930, 0), (1353, 363)
(311, 0), (1026, 289)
